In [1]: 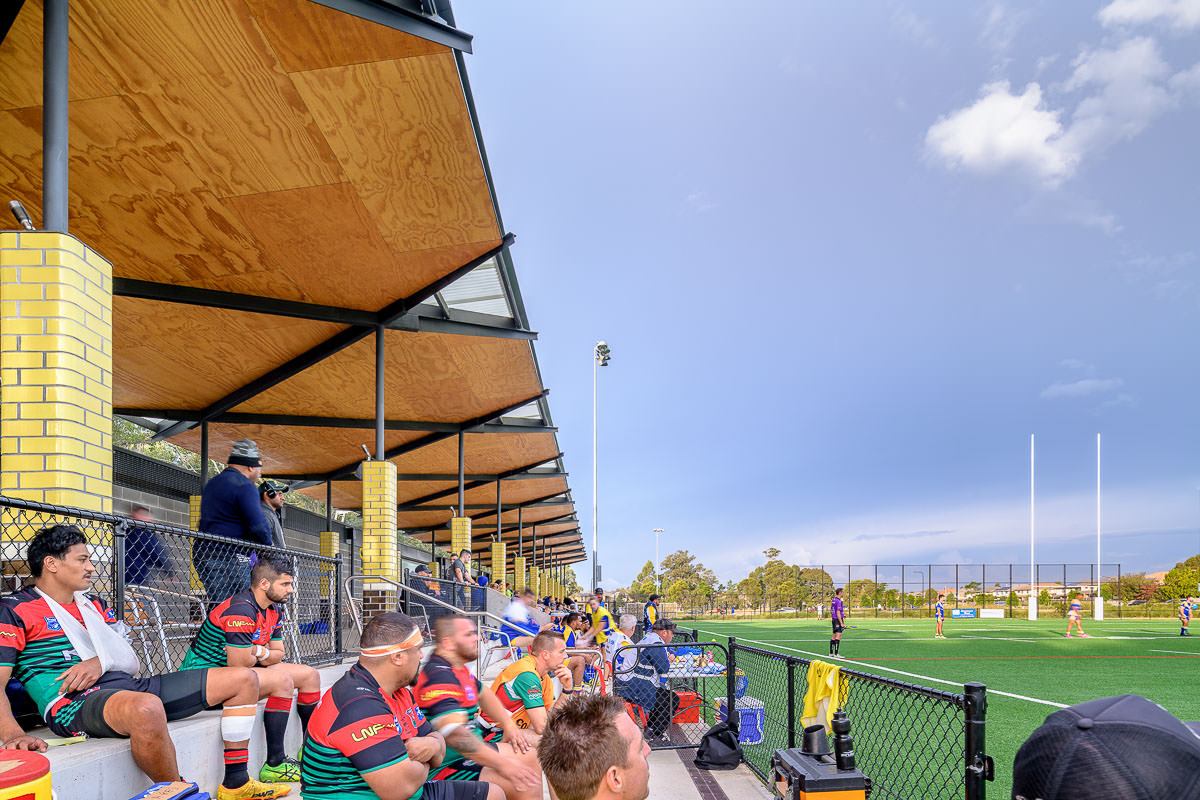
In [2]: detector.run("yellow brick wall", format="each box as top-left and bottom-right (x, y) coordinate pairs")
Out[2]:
(428, 561), (439, 578)
(320, 530), (339, 596)
(489, 541), (505, 587)
(360, 460), (397, 581)
(1, 232), (112, 512)
(186, 495), (204, 590)
(450, 516), (470, 568)
(529, 565), (539, 597)
(512, 557), (525, 593)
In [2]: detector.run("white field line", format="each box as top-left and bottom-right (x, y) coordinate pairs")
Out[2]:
(1149, 649), (1200, 656)
(695, 628), (1068, 708)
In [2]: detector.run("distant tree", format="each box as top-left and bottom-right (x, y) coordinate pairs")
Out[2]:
(845, 579), (880, 609)
(1154, 556), (1200, 602)
(960, 582), (982, 602)
(627, 560), (657, 600)
(1038, 589), (1052, 607)
(762, 547), (781, 560)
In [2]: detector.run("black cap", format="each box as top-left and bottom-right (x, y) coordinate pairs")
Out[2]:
(651, 619), (676, 632)
(258, 479), (289, 496)
(1012, 694), (1200, 800)
(413, 564), (431, 574)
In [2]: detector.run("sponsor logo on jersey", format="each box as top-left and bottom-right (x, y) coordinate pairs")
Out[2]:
(351, 722), (394, 742)
(226, 620), (252, 628)
(44, 617), (62, 631)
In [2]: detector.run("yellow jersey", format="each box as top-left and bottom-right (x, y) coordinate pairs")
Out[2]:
(590, 606), (616, 645)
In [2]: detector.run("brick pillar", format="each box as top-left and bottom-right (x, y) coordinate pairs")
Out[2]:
(490, 541), (505, 589)
(186, 495), (204, 591)
(1, 232), (112, 512)
(529, 564), (539, 597)
(428, 561), (439, 578)
(320, 530), (339, 597)
(450, 516), (470, 563)
(360, 460), (397, 622)
(512, 557), (525, 594)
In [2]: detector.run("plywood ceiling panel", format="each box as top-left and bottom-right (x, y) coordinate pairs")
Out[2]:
(231, 332), (542, 422)
(390, 432), (558, 476)
(246, 0), (449, 73)
(0, 2), (122, 108)
(112, 299), (345, 410)
(292, 53), (499, 255)
(171, 424), (427, 476)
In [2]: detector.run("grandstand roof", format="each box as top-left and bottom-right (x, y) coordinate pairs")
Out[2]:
(0, 0), (582, 566)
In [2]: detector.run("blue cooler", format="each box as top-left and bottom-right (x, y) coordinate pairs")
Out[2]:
(714, 695), (765, 745)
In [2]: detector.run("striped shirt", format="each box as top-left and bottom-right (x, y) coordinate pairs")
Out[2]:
(180, 589), (281, 670)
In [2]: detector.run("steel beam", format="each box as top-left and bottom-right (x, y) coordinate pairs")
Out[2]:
(152, 235), (513, 442)
(118, 410), (554, 436)
(1, 1), (26, 51)
(42, 0), (68, 232)
(308, 0), (474, 53)
(391, 455), (564, 511)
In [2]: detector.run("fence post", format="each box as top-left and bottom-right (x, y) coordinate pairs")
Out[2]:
(963, 682), (991, 800)
(335, 558), (343, 653)
(786, 657), (797, 749)
(726, 637), (739, 737)
(113, 521), (127, 617)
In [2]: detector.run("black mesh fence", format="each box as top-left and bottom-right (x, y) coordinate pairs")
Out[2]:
(688, 632), (991, 800)
(0, 494), (344, 674)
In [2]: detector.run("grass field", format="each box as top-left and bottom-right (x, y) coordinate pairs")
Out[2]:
(686, 616), (1200, 798)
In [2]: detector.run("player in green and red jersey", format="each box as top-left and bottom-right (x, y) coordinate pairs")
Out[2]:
(481, 630), (573, 735)
(182, 553), (321, 783)
(300, 612), (500, 800)
(0, 525), (285, 800)
(416, 615), (543, 800)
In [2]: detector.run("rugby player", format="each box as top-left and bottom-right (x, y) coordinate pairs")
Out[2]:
(1065, 593), (1091, 638)
(300, 611), (500, 800)
(481, 630), (573, 735)
(0, 525), (287, 800)
(934, 594), (945, 639)
(829, 587), (845, 656)
(551, 612), (588, 688)
(181, 553), (321, 782)
(416, 615), (543, 800)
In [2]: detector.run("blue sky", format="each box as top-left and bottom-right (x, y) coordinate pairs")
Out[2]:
(454, 1), (1200, 586)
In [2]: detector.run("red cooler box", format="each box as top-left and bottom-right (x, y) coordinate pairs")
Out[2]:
(673, 690), (701, 723)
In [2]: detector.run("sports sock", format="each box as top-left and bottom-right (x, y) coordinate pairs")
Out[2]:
(829, 639), (834, 655)
(223, 747), (249, 789)
(297, 691), (320, 733)
(264, 696), (293, 765)
(833, 640), (839, 655)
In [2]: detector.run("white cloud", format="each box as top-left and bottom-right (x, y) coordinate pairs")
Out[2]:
(926, 38), (1190, 188)
(982, 4), (1031, 55)
(892, 8), (936, 48)
(684, 192), (717, 214)
(925, 81), (1075, 184)
(1040, 378), (1125, 398)
(1098, 0), (1200, 31)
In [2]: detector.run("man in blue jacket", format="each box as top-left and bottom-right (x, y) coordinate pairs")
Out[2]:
(195, 438), (272, 605)
(624, 619), (680, 740)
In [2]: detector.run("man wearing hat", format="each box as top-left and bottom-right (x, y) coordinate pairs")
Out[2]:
(1012, 694), (1200, 799)
(196, 438), (273, 605)
(258, 479), (289, 549)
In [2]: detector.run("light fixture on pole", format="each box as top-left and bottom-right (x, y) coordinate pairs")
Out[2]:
(592, 340), (611, 592)
(653, 528), (664, 593)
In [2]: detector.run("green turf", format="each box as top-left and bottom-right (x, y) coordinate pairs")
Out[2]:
(685, 616), (1200, 799)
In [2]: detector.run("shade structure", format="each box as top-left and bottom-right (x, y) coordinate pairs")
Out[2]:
(0, 0), (582, 567)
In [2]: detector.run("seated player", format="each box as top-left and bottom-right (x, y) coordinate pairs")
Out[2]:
(481, 630), (574, 735)
(416, 614), (544, 800)
(0, 525), (287, 800)
(1065, 593), (1091, 638)
(301, 611), (501, 800)
(499, 589), (542, 651)
(551, 612), (588, 687)
(181, 553), (321, 782)
(1180, 596), (1194, 637)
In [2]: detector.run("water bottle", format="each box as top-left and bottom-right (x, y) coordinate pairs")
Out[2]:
(831, 711), (856, 771)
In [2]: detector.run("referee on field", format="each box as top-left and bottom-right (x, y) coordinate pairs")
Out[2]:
(829, 587), (845, 656)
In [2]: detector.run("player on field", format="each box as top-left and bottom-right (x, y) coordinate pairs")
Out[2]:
(1064, 593), (1091, 638)
(416, 614), (543, 800)
(1179, 596), (1193, 637)
(829, 587), (845, 656)
(181, 553), (321, 783)
(481, 630), (574, 735)
(300, 611), (501, 800)
(934, 594), (946, 639)
(0, 525), (287, 800)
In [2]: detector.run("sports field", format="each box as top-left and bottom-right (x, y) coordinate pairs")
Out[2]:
(688, 616), (1200, 798)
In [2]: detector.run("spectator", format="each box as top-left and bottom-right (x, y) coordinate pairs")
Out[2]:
(0, 525), (284, 800)
(301, 611), (502, 800)
(643, 595), (661, 630)
(606, 615), (638, 680)
(537, 693), (651, 800)
(581, 595), (617, 649)
(257, 479), (289, 548)
(195, 438), (271, 605)
(451, 549), (471, 609)
(481, 630), (574, 735)
(593, 587), (606, 607)
(627, 620), (679, 740)
(501, 589), (542, 650)
(552, 611), (589, 688)
(123, 505), (173, 586)
(1012, 694), (1200, 799)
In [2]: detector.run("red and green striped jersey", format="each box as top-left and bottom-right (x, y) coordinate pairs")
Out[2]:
(300, 664), (431, 800)
(180, 589), (281, 670)
(0, 587), (115, 714)
(482, 655), (552, 730)
(415, 652), (482, 765)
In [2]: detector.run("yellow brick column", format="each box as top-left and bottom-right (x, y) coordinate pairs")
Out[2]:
(1, 232), (112, 512)
(490, 541), (506, 588)
(186, 495), (204, 590)
(320, 530), (339, 597)
(450, 516), (471, 562)
(529, 564), (539, 596)
(428, 561), (439, 578)
(360, 460), (397, 622)
(512, 557), (525, 594)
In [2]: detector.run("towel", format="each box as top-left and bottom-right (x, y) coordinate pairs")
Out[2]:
(34, 588), (140, 697)
(800, 660), (843, 732)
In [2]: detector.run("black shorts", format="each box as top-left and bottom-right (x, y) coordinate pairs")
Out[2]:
(429, 740), (500, 782)
(422, 780), (491, 800)
(831, 620), (844, 634)
(47, 669), (209, 738)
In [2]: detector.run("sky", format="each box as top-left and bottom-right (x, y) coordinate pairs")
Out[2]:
(452, 0), (1200, 587)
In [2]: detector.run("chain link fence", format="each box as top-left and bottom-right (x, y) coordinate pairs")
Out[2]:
(695, 633), (990, 800)
(0, 494), (344, 673)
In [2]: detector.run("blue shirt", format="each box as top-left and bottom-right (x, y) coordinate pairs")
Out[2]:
(198, 467), (271, 548)
(935, 602), (944, 619)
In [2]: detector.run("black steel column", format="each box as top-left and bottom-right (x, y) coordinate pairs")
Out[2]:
(43, 0), (69, 232)
(963, 682), (992, 800)
(457, 431), (465, 517)
(786, 657), (797, 749)
(374, 326), (385, 460)
(517, 507), (523, 557)
(495, 480), (502, 542)
(199, 420), (209, 490)
(325, 480), (333, 530)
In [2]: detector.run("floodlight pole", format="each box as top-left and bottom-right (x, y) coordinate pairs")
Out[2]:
(1096, 433), (1103, 620)
(653, 528), (664, 593)
(1029, 434), (1037, 621)
(592, 341), (610, 592)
